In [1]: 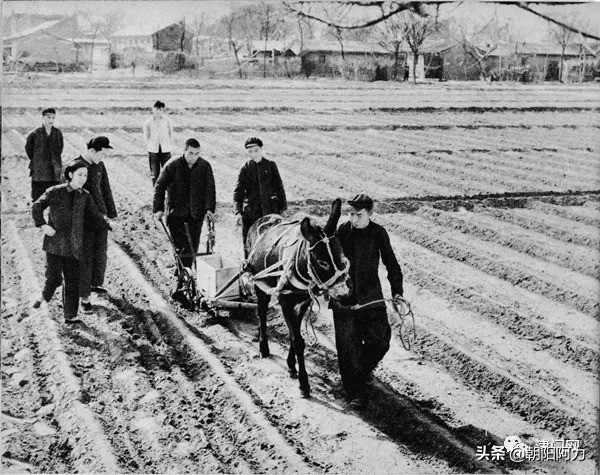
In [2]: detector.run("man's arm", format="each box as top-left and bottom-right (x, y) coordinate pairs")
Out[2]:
(233, 166), (245, 215)
(100, 162), (118, 219)
(379, 226), (403, 297)
(84, 192), (111, 231)
(57, 129), (64, 156)
(205, 162), (216, 214)
(272, 161), (287, 212)
(142, 119), (150, 143)
(25, 130), (36, 160)
(153, 161), (172, 216)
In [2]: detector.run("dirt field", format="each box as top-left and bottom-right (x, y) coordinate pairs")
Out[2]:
(2, 77), (599, 474)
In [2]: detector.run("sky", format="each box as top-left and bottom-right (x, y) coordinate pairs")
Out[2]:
(3, 1), (600, 42)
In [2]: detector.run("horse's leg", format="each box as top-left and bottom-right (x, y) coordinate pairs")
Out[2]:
(255, 286), (270, 357)
(287, 343), (297, 379)
(280, 296), (312, 398)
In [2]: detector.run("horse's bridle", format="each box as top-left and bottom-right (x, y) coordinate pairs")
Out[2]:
(304, 234), (349, 291)
(249, 226), (349, 296)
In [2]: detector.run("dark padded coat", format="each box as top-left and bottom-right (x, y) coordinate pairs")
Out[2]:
(336, 220), (403, 308)
(233, 158), (287, 221)
(32, 184), (109, 261)
(25, 126), (64, 182)
(153, 155), (216, 219)
(72, 157), (117, 218)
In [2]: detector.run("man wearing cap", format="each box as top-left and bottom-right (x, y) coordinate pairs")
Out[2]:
(73, 136), (118, 314)
(143, 100), (174, 186)
(233, 137), (287, 258)
(25, 108), (64, 201)
(332, 193), (404, 409)
(153, 138), (215, 302)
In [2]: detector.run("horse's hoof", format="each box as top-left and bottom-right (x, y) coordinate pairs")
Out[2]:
(259, 343), (270, 358)
(288, 369), (298, 379)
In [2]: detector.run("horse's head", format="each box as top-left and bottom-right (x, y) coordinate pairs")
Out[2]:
(299, 199), (351, 299)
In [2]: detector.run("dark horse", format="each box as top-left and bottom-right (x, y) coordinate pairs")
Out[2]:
(245, 199), (351, 398)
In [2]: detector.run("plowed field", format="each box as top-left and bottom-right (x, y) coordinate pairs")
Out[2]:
(2, 78), (599, 474)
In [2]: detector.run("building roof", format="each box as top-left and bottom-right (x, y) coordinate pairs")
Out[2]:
(250, 40), (300, 55)
(487, 41), (592, 57)
(300, 40), (390, 55)
(3, 19), (62, 42)
(111, 21), (181, 38)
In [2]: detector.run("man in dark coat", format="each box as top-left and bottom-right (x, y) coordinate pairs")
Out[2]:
(153, 138), (216, 297)
(32, 160), (110, 323)
(332, 194), (404, 409)
(233, 137), (287, 257)
(73, 136), (117, 314)
(25, 108), (64, 201)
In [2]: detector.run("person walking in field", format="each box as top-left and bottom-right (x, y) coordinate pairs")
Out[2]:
(331, 194), (404, 410)
(25, 108), (64, 201)
(32, 160), (112, 324)
(233, 137), (287, 258)
(143, 100), (174, 186)
(153, 138), (215, 302)
(73, 137), (118, 314)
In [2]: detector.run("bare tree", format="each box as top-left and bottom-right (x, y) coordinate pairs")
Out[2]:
(376, 15), (407, 80)
(400, 6), (442, 83)
(284, 1), (600, 41)
(81, 10), (124, 74)
(548, 19), (574, 82)
(221, 12), (246, 78)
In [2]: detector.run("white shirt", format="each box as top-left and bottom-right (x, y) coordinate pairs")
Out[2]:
(143, 116), (173, 153)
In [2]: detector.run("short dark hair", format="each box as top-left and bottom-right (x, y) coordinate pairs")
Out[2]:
(154, 101), (165, 109)
(42, 108), (56, 116)
(185, 138), (200, 149)
(245, 137), (263, 148)
(64, 159), (88, 181)
(347, 193), (374, 212)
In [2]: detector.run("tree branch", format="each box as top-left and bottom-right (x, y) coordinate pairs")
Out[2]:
(283, 1), (422, 29)
(516, 3), (600, 41)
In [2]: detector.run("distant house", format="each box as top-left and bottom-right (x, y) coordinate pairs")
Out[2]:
(299, 40), (394, 79)
(249, 40), (299, 62)
(485, 42), (595, 81)
(111, 21), (192, 54)
(3, 16), (110, 71)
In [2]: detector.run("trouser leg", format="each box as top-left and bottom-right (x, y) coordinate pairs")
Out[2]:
(167, 215), (203, 269)
(42, 253), (63, 302)
(149, 152), (160, 185)
(32, 181), (59, 201)
(360, 307), (392, 376)
(90, 229), (108, 288)
(62, 256), (81, 320)
(158, 151), (171, 168)
(333, 308), (365, 399)
(79, 230), (94, 299)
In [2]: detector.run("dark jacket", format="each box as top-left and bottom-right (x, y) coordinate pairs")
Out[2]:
(233, 158), (287, 221)
(73, 156), (117, 219)
(153, 155), (216, 219)
(32, 184), (109, 261)
(336, 220), (403, 308)
(25, 126), (64, 182)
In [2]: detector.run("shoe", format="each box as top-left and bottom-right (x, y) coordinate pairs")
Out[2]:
(65, 317), (83, 324)
(348, 397), (367, 410)
(81, 302), (93, 314)
(32, 299), (43, 309)
(91, 286), (107, 294)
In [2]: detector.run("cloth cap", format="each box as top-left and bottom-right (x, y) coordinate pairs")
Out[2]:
(347, 193), (374, 211)
(245, 137), (263, 148)
(90, 136), (113, 150)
